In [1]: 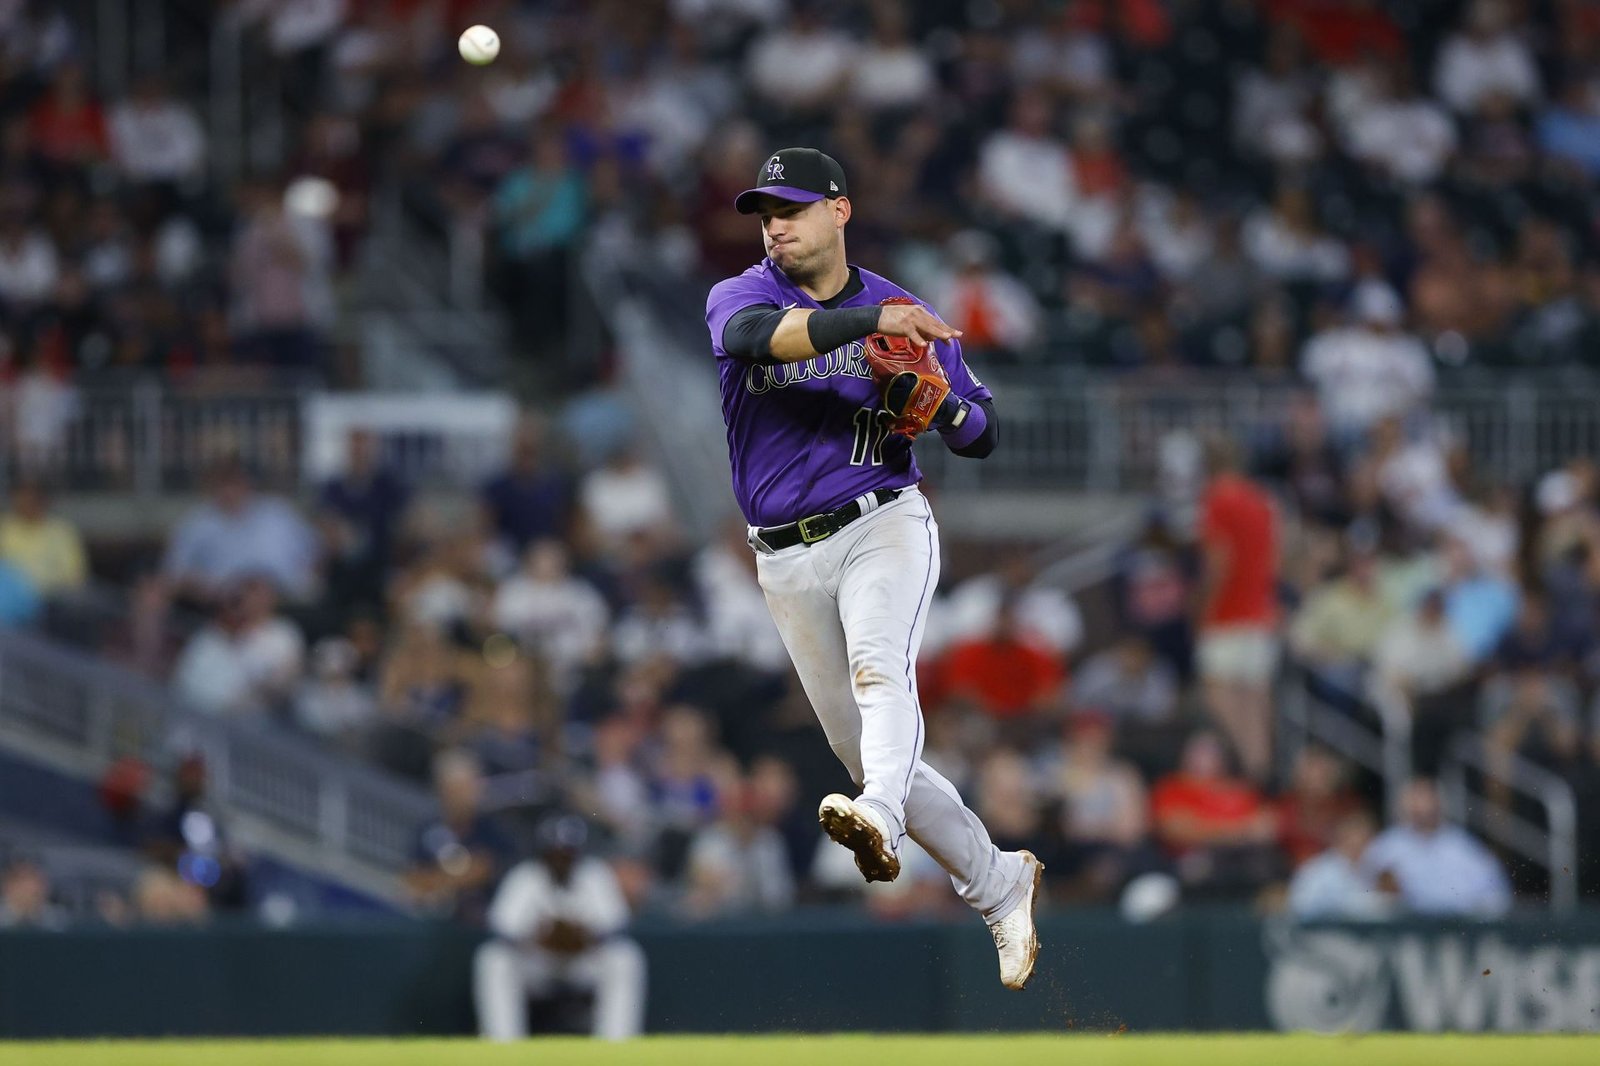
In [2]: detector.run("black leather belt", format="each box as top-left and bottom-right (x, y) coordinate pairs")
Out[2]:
(754, 488), (904, 551)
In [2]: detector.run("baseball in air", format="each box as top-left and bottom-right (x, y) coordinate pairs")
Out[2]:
(458, 25), (500, 65)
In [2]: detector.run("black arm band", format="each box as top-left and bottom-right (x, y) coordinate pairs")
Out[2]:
(949, 397), (997, 459)
(805, 305), (882, 354)
(721, 304), (789, 362)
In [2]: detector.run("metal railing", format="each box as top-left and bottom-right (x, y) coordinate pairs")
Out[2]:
(1280, 665), (1578, 912)
(1, 382), (304, 495)
(0, 631), (435, 901)
(1279, 668), (1414, 826)
(921, 376), (1600, 494)
(7, 374), (1600, 509)
(1281, 669), (1388, 794)
(1439, 734), (1580, 914)
(0, 384), (521, 497)
(582, 250), (1600, 505)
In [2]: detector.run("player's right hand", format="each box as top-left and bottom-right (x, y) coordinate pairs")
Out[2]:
(876, 300), (963, 347)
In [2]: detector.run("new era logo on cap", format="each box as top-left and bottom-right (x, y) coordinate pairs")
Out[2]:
(735, 147), (849, 214)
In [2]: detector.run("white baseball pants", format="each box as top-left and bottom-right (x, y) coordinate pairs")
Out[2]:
(474, 938), (646, 1041)
(752, 486), (1026, 919)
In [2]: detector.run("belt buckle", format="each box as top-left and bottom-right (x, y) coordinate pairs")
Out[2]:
(797, 514), (831, 544)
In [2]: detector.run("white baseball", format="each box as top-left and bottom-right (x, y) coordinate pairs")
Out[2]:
(458, 24), (500, 66)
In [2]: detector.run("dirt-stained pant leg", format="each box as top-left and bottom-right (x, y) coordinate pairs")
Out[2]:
(756, 489), (1024, 916)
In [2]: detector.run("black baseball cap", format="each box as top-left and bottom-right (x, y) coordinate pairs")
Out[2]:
(734, 147), (848, 214)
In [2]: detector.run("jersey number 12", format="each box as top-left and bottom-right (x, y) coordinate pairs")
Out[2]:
(850, 407), (894, 467)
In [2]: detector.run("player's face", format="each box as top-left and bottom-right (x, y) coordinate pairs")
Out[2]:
(757, 197), (844, 278)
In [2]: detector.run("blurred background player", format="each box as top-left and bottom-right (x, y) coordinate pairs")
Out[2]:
(473, 814), (645, 1041)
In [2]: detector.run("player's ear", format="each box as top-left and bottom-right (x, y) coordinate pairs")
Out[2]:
(832, 196), (851, 227)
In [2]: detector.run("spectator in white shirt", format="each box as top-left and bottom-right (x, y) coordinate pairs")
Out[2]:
(293, 636), (376, 742)
(1370, 589), (1472, 705)
(681, 781), (796, 918)
(672, 0), (786, 53)
(1344, 64), (1458, 186)
(108, 76), (206, 185)
(849, 2), (934, 113)
(926, 554), (1083, 659)
(580, 448), (673, 554)
(1242, 185), (1350, 284)
(744, 8), (856, 116)
(492, 540), (609, 692)
(0, 0), (74, 76)
(692, 522), (788, 673)
(1010, 7), (1113, 101)
(475, 815), (646, 1041)
(0, 197), (57, 309)
(164, 461), (322, 604)
(588, 716), (653, 850)
(611, 565), (712, 668)
(174, 576), (306, 716)
(1368, 416), (1462, 537)
(1434, 0), (1541, 116)
(978, 90), (1077, 235)
(1235, 28), (1323, 165)
(1288, 808), (1394, 921)
(1301, 281), (1433, 439)
(1138, 188), (1214, 284)
(6, 350), (78, 473)
(229, 178), (336, 370)
(237, 0), (347, 56)
(1071, 634), (1179, 725)
(1361, 778), (1512, 917)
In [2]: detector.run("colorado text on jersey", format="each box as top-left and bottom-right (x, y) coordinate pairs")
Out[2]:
(744, 340), (873, 395)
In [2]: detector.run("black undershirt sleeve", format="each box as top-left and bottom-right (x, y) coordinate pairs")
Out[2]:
(949, 397), (998, 459)
(721, 304), (788, 362)
(722, 304), (886, 363)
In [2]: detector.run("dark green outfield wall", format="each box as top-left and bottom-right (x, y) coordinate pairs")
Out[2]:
(2, 909), (1598, 1037)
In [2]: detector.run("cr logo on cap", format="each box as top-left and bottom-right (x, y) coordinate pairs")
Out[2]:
(767, 156), (785, 180)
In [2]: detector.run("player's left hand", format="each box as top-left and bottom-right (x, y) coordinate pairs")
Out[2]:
(865, 300), (963, 439)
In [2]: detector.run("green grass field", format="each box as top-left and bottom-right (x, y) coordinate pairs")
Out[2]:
(3, 1035), (1599, 1066)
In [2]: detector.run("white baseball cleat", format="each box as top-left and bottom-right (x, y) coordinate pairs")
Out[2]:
(989, 850), (1044, 990)
(817, 793), (900, 883)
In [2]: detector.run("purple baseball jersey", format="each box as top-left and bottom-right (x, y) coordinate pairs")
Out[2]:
(706, 259), (992, 527)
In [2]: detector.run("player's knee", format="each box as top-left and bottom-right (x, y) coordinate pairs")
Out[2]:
(474, 940), (519, 984)
(847, 646), (903, 697)
(601, 938), (647, 982)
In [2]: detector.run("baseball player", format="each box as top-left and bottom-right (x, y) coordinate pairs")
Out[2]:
(474, 814), (646, 1041)
(704, 147), (1042, 990)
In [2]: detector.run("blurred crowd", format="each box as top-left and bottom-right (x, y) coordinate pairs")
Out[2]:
(0, 14), (350, 403)
(4, 0), (1600, 930)
(7, 372), (1600, 929)
(4, 0), (1600, 406)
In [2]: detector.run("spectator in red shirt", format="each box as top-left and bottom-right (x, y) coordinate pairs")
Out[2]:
(1195, 436), (1281, 783)
(940, 593), (1067, 730)
(1268, 0), (1404, 68)
(27, 63), (108, 173)
(1069, 113), (1128, 200)
(1276, 745), (1362, 868)
(1152, 731), (1284, 898)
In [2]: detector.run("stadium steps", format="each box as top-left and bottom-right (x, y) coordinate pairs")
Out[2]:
(0, 630), (435, 908)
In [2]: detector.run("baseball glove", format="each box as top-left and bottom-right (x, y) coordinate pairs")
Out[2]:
(864, 297), (951, 439)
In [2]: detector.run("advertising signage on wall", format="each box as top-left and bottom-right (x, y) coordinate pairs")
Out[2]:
(1265, 924), (1600, 1033)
